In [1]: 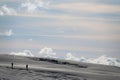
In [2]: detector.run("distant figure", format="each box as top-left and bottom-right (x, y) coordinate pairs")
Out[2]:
(26, 64), (28, 71)
(11, 62), (14, 69)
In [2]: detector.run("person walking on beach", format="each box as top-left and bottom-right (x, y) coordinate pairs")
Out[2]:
(26, 64), (28, 71)
(11, 62), (14, 69)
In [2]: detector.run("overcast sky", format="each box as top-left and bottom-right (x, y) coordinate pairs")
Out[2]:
(0, 0), (120, 58)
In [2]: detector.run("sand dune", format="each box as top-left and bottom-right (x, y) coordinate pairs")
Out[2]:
(0, 54), (120, 80)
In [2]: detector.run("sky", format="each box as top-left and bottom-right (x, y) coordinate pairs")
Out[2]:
(0, 0), (120, 59)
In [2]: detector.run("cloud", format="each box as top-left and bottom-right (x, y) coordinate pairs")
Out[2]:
(0, 10), (4, 15)
(65, 53), (87, 62)
(65, 53), (80, 61)
(87, 55), (120, 67)
(0, 0), (119, 23)
(0, 0), (49, 16)
(50, 2), (120, 13)
(39, 47), (57, 58)
(65, 53), (120, 67)
(0, 5), (17, 16)
(28, 34), (120, 41)
(7, 47), (74, 59)
(10, 50), (34, 57)
(28, 38), (33, 41)
(0, 29), (14, 36)
(8, 47), (120, 67)
(21, 0), (49, 13)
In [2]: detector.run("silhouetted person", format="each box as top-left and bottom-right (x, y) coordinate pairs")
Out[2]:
(26, 64), (28, 71)
(11, 62), (14, 69)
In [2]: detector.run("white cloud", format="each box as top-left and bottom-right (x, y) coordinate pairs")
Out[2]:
(10, 50), (34, 57)
(65, 53), (80, 61)
(28, 38), (33, 41)
(50, 2), (120, 13)
(65, 53), (120, 67)
(21, 0), (49, 13)
(0, 0), (49, 16)
(88, 55), (120, 67)
(0, 5), (17, 16)
(9, 48), (120, 67)
(65, 53), (87, 62)
(0, 10), (4, 15)
(39, 47), (57, 58)
(0, 29), (14, 36)
(30, 34), (120, 41)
